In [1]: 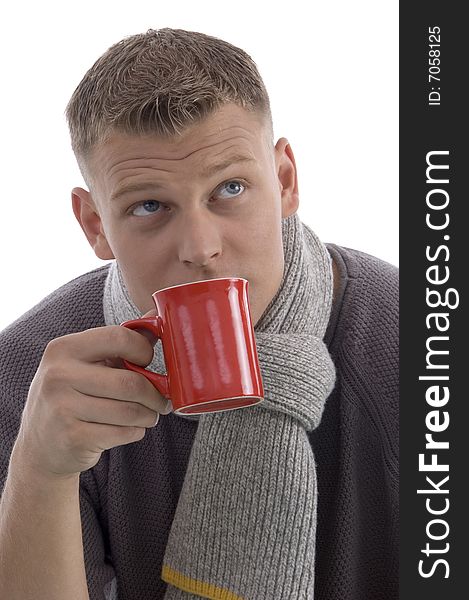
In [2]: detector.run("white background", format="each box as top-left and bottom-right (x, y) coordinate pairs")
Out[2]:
(0, 0), (398, 332)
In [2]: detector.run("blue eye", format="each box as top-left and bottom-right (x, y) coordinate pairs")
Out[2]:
(131, 200), (161, 217)
(217, 181), (245, 199)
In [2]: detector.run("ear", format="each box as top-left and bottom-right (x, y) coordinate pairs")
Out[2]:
(274, 137), (300, 218)
(71, 187), (115, 260)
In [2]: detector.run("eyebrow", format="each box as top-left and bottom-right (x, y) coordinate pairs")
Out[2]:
(110, 153), (256, 202)
(200, 153), (256, 178)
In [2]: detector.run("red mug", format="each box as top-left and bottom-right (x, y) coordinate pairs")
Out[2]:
(120, 277), (264, 415)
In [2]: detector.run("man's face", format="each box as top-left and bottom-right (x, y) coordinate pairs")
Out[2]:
(72, 104), (299, 325)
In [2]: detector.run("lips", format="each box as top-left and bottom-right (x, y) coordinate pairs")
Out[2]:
(174, 274), (243, 286)
(155, 274), (247, 293)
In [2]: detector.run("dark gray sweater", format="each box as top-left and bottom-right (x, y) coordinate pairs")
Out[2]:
(0, 244), (398, 600)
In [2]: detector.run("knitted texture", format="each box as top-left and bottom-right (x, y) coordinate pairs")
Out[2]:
(103, 214), (336, 599)
(0, 244), (399, 600)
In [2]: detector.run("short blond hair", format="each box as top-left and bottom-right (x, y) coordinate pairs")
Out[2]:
(65, 28), (273, 182)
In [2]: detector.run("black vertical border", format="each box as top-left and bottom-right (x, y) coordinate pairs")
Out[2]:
(400, 2), (467, 598)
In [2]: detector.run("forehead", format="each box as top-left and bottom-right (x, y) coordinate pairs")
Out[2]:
(89, 104), (273, 180)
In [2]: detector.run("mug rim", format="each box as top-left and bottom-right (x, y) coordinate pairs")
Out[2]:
(174, 395), (264, 415)
(153, 276), (248, 296)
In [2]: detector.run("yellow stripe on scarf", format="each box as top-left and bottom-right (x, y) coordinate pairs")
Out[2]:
(161, 564), (245, 600)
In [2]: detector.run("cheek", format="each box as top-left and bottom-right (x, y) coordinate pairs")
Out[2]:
(243, 209), (283, 256)
(237, 217), (284, 294)
(111, 230), (170, 291)
(118, 246), (168, 279)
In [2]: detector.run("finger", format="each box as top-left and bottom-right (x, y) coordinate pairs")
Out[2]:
(73, 394), (161, 429)
(76, 420), (150, 451)
(69, 363), (172, 415)
(49, 326), (155, 366)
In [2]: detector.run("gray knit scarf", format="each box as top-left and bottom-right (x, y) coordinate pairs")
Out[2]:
(103, 214), (336, 600)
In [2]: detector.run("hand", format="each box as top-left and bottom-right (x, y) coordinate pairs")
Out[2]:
(13, 322), (170, 479)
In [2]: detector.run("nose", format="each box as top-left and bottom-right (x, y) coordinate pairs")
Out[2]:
(177, 210), (222, 268)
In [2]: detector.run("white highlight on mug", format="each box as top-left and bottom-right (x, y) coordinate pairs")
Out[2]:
(206, 299), (232, 385)
(228, 286), (252, 392)
(177, 304), (204, 390)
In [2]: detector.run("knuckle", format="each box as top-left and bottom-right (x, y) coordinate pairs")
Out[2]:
(107, 326), (135, 356)
(121, 400), (143, 423)
(44, 336), (66, 358)
(121, 399), (157, 428)
(45, 331), (81, 355)
(127, 427), (146, 442)
(119, 371), (146, 398)
(116, 326), (153, 362)
(107, 325), (125, 346)
(41, 362), (70, 392)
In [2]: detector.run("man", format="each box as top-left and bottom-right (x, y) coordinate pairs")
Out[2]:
(0, 28), (398, 599)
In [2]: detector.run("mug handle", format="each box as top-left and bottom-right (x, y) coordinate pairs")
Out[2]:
(120, 317), (170, 399)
